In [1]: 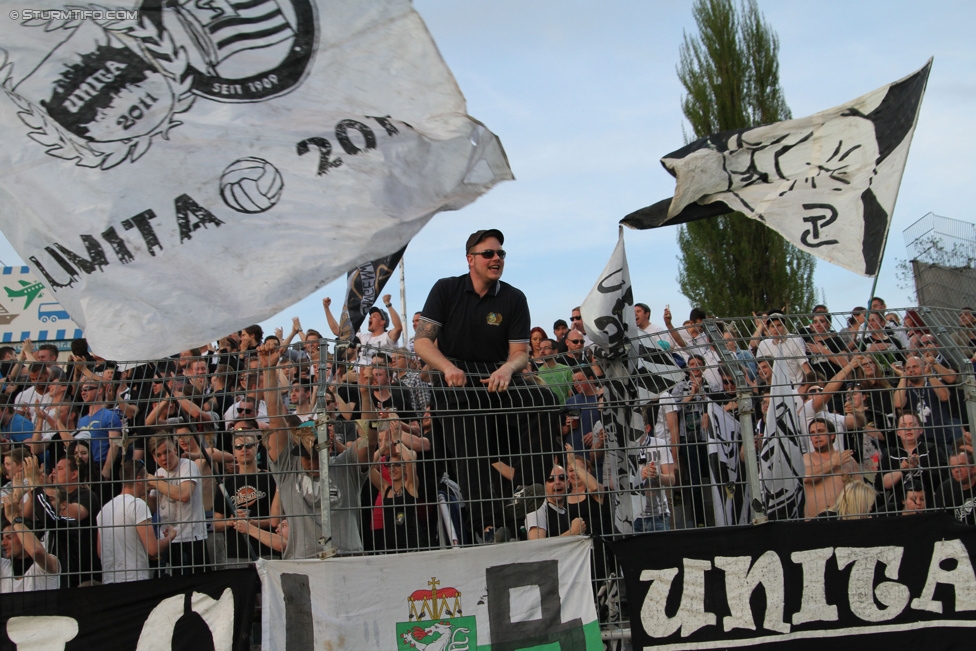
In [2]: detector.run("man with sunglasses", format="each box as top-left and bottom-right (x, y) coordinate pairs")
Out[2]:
(569, 307), (586, 337)
(215, 427), (278, 565)
(223, 394), (269, 430)
(525, 464), (586, 539)
(560, 331), (587, 369)
(415, 229), (560, 541)
(75, 381), (123, 471)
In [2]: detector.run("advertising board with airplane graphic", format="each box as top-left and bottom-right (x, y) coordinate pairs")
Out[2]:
(0, 266), (82, 347)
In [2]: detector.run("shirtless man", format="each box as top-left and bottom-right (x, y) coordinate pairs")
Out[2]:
(803, 418), (858, 518)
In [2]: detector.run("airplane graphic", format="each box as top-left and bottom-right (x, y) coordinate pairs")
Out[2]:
(4, 280), (45, 309)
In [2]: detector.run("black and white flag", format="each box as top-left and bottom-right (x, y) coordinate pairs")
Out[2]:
(0, 0), (511, 359)
(707, 399), (749, 527)
(622, 60), (931, 276)
(580, 228), (684, 533)
(339, 245), (406, 339)
(760, 352), (806, 521)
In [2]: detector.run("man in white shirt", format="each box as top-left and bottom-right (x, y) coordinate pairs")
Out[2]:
(97, 459), (176, 583)
(755, 311), (813, 388)
(324, 293), (404, 367)
(634, 410), (676, 533)
(634, 303), (682, 357)
(13, 364), (51, 418)
(147, 437), (207, 575)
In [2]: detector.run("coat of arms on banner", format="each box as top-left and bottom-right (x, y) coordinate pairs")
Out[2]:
(0, 0), (315, 170)
(395, 577), (477, 651)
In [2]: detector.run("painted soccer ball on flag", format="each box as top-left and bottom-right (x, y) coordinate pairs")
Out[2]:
(219, 158), (284, 214)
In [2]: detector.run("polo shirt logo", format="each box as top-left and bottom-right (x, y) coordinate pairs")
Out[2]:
(486, 312), (502, 326)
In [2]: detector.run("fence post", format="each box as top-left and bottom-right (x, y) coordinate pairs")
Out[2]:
(315, 351), (336, 558)
(703, 320), (767, 524)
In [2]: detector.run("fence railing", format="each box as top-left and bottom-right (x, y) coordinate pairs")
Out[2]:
(2, 305), (975, 643)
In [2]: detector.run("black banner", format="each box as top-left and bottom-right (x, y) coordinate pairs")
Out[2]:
(612, 514), (976, 649)
(1, 569), (258, 651)
(341, 245), (406, 336)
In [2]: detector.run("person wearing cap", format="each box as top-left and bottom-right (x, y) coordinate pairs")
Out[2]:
(552, 319), (569, 353)
(754, 311), (812, 389)
(324, 293), (404, 368)
(415, 229), (560, 541)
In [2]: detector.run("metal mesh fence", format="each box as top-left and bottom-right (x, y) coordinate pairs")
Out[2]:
(2, 305), (975, 645)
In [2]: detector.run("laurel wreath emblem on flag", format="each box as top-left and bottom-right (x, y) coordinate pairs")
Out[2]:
(0, 0), (316, 170)
(1, 8), (194, 169)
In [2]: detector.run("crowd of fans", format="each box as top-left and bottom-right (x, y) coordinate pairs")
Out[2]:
(1, 294), (975, 596)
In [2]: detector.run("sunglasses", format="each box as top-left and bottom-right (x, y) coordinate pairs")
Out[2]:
(81, 386), (97, 392)
(546, 474), (566, 483)
(469, 248), (506, 260)
(567, 339), (584, 345)
(234, 443), (257, 451)
(237, 407), (255, 414)
(570, 316), (582, 321)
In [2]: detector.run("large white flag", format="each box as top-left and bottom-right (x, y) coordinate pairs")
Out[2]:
(0, 1), (512, 359)
(623, 60), (931, 276)
(257, 537), (601, 650)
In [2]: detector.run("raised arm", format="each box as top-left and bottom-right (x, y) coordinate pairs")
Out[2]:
(281, 318), (301, 348)
(382, 294), (403, 343)
(4, 494), (59, 575)
(13, 522), (61, 574)
(258, 342), (288, 462)
(28, 404), (49, 457)
(748, 313), (766, 352)
(566, 448), (602, 495)
(102, 429), (125, 480)
(322, 298), (342, 337)
(663, 307), (687, 349)
(351, 369), (378, 464)
(809, 357), (861, 413)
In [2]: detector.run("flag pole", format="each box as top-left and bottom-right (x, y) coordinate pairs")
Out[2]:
(864, 274), (882, 312)
(399, 257), (408, 344)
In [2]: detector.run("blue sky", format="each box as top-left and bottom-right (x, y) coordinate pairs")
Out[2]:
(1, 0), (973, 349)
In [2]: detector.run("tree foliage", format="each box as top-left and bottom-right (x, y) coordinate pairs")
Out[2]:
(675, 0), (815, 316)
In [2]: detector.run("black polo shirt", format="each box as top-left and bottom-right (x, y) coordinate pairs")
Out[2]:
(421, 274), (530, 365)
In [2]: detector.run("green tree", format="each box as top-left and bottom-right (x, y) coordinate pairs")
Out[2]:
(675, 0), (815, 317)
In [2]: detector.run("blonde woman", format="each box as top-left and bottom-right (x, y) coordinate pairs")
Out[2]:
(833, 480), (878, 520)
